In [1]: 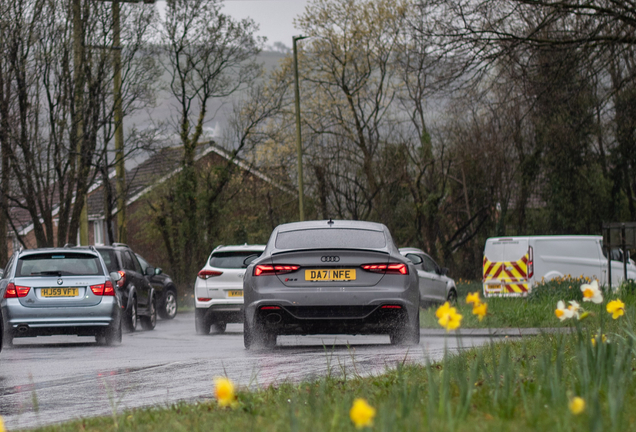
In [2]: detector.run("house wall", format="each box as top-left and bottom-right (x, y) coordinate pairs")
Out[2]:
(4, 219), (105, 265)
(2, 147), (296, 275)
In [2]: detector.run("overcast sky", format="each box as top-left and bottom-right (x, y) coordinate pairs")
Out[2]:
(157, 0), (310, 49)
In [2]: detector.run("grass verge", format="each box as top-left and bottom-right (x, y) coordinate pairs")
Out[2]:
(421, 279), (636, 329)
(29, 290), (636, 432)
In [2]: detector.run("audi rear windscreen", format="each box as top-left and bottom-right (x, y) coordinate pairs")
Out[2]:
(275, 228), (386, 250)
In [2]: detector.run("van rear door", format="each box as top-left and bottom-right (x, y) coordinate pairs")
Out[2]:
(483, 238), (530, 297)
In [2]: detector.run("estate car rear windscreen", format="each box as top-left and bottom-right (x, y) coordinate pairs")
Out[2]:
(275, 228), (386, 250)
(16, 253), (104, 277)
(209, 252), (263, 269)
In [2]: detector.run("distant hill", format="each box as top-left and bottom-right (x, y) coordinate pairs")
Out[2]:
(124, 50), (288, 168)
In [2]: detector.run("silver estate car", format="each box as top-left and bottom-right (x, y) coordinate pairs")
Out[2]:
(243, 220), (420, 349)
(399, 248), (457, 306)
(1, 247), (122, 347)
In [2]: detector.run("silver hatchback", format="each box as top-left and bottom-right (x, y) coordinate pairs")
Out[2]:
(1, 247), (122, 346)
(243, 220), (420, 349)
(399, 248), (457, 306)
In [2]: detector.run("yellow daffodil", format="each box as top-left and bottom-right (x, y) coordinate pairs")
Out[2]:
(214, 377), (238, 408)
(350, 398), (376, 429)
(569, 397), (585, 415)
(555, 300), (574, 321)
(436, 301), (452, 319)
(0, 415), (5, 432)
(606, 299), (625, 320)
(466, 292), (481, 306)
(437, 302), (463, 331)
(591, 334), (607, 347)
(473, 302), (488, 321)
(581, 280), (603, 304)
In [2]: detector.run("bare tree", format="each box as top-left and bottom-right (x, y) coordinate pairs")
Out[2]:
(0, 0), (158, 251)
(154, 0), (262, 283)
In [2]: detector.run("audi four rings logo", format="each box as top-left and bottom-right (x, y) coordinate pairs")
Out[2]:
(321, 256), (340, 262)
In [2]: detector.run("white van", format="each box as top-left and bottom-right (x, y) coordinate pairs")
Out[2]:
(482, 236), (636, 297)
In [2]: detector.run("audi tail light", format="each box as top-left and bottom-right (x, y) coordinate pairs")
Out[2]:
(4, 283), (30, 298)
(260, 306), (281, 310)
(381, 305), (402, 309)
(254, 265), (300, 276)
(198, 269), (223, 279)
(361, 263), (408, 275)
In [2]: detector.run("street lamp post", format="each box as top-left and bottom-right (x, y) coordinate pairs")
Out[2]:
(112, 0), (126, 243)
(293, 35), (308, 222)
(71, 0), (153, 246)
(72, 0), (88, 245)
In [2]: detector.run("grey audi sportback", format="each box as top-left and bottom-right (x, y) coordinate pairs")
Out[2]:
(1, 247), (122, 347)
(243, 220), (420, 349)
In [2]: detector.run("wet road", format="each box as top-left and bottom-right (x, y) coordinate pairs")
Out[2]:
(0, 312), (493, 430)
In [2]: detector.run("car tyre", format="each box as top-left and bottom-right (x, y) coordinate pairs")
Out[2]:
(158, 289), (178, 320)
(195, 308), (211, 335)
(447, 288), (458, 305)
(140, 296), (157, 330)
(97, 321), (122, 346)
(244, 317), (276, 349)
(3, 329), (13, 348)
(243, 320), (254, 349)
(263, 330), (277, 348)
(210, 322), (227, 334)
(123, 296), (138, 332)
(390, 310), (420, 346)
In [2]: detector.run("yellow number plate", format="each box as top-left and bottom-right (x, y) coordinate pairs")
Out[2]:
(487, 284), (501, 290)
(305, 269), (357, 281)
(227, 290), (243, 297)
(41, 288), (79, 297)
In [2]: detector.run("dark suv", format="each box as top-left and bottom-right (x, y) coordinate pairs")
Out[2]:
(96, 244), (156, 332)
(135, 254), (178, 320)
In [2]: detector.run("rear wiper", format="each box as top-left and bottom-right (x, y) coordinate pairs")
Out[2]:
(30, 271), (63, 276)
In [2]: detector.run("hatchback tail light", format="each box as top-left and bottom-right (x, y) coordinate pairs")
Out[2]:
(117, 270), (126, 288)
(254, 265), (300, 276)
(381, 305), (402, 309)
(4, 283), (30, 298)
(198, 269), (223, 279)
(361, 263), (408, 275)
